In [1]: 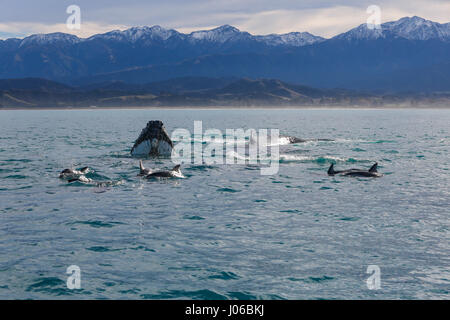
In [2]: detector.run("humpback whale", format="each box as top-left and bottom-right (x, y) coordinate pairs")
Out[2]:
(145, 164), (184, 179)
(131, 121), (173, 157)
(327, 162), (382, 177)
(284, 136), (333, 144)
(59, 167), (90, 179)
(249, 132), (332, 145)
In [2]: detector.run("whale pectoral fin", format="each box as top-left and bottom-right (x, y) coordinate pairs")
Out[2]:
(139, 160), (145, 171)
(328, 163), (335, 175)
(172, 164), (181, 172)
(369, 162), (378, 173)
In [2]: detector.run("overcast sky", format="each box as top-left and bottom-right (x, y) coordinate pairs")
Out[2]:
(0, 0), (449, 39)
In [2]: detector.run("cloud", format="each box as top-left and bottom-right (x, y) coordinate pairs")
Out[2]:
(0, 22), (128, 39)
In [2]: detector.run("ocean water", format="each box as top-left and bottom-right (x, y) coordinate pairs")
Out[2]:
(0, 108), (449, 300)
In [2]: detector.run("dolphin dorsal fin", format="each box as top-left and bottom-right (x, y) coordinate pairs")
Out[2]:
(369, 162), (378, 173)
(328, 163), (335, 175)
(172, 164), (181, 172)
(80, 167), (89, 173)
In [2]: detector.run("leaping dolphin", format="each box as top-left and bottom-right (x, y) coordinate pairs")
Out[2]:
(327, 162), (382, 177)
(131, 120), (173, 157)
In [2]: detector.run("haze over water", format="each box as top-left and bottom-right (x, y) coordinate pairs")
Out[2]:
(0, 108), (449, 299)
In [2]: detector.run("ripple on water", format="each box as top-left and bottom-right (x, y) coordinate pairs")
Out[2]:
(25, 277), (90, 296)
(141, 289), (228, 300)
(86, 246), (122, 252)
(208, 271), (240, 280)
(216, 187), (240, 193)
(67, 220), (126, 228)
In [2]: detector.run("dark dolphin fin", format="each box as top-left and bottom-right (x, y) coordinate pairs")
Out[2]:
(80, 167), (89, 173)
(172, 164), (181, 172)
(328, 163), (336, 175)
(369, 162), (378, 173)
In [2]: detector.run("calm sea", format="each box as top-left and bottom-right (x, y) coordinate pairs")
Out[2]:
(0, 108), (449, 299)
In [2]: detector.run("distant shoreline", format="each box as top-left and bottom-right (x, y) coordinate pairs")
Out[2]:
(1, 104), (450, 110)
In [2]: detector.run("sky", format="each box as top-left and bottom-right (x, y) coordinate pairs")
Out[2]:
(0, 0), (449, 39)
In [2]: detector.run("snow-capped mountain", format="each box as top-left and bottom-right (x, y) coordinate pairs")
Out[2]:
(383, 16), (450, 40)
(335, 16), (450, 41)
(1, 16), (449, 92)
(189, 25), (249, 43)
(19, 32), (81, 47)
(9, 16), (450, 49)
(88, 26), (181, 43)
(12, 24), (323, 47)
(255, 32), (325, 46)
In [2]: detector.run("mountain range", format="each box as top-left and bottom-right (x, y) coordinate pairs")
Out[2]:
(0, 16), (449, 93)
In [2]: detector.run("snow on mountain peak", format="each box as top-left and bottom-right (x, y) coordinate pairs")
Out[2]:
(256, 32), (325, 46)
(13, 16), (449, 49)
(88, 25), (179, 42)
(19, 33), (80, 47)
(335, 16), (450, 41)
(383, 16), (450, 40)
(189, 25), (244, 42)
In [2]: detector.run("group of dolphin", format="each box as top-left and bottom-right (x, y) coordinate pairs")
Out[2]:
(59, 120), (382, 184)
(59, 161), (184, 184)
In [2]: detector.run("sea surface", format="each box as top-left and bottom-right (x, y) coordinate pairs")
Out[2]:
(0, 108), (449, 300)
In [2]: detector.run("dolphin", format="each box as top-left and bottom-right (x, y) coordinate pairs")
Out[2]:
(59, 167), (90, 179)
(131, 120), (174, 157)
(138, 160), (152, 176)
(327, 162), (382, 177)
(145, 164), (184, 179)
(68, 175), (93, 183)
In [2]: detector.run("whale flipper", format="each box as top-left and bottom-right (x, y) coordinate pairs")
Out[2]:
(131, 120), (174, 157)
(369, 162), (378, 173)
(172, 164), (181, 173)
